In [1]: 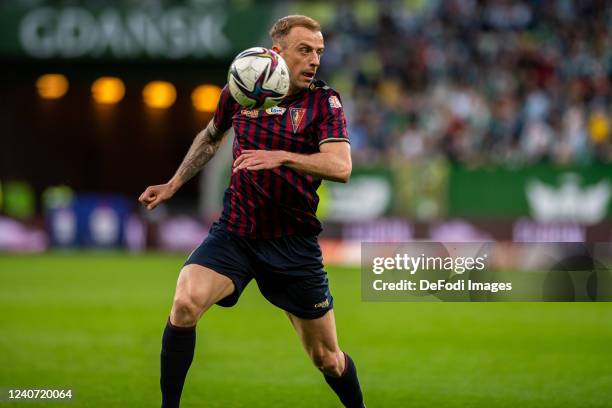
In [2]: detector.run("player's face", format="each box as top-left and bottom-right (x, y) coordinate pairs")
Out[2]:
(273, 27), (324, 94)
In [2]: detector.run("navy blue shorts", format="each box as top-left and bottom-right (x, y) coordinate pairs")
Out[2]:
(184, 223), (333, 319)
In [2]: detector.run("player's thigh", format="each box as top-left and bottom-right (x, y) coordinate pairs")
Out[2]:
(287, 310), (340, 355)
(173, 264), (235, 314)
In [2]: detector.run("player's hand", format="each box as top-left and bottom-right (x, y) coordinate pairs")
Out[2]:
(138, 183), (175, 210)
(233, 150), (287, 172)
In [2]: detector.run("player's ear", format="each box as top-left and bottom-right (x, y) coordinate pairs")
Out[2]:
(271, 44), (282, 54)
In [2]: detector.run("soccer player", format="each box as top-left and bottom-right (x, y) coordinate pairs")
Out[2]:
(139, 15), (365, 408)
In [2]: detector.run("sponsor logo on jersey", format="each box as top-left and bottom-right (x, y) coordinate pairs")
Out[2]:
(314, 298), (330, 309)
(328, 95), (342, 109)
(265, 106), (286, 115)
(240, 109), (259, 118)
(289, 108), (306, 133)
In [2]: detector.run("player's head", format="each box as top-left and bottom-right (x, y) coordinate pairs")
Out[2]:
(270, 15), (324, 94)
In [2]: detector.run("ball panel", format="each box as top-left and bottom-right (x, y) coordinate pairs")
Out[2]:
(227, 77), (256, 108)
(227, 47), (290, 110)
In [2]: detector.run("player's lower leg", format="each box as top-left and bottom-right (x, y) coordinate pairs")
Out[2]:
(160, 319), (196, 408)
(160, 265), (235, 408)
(321, 351), (365, 408)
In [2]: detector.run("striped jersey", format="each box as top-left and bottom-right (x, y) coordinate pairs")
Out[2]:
(212, 80), (349, 238)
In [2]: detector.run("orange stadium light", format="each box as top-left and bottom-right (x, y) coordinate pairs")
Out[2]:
(36, 74), (69, 99)
(143, 81), (177, 109)
(91, 77), (125, 104)
(191, 85), (222, 112)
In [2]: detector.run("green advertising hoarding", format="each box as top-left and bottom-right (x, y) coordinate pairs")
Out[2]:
(448, 163), (612, 222)
(317, 166), (395, 221)
(0, 1), (276, 60)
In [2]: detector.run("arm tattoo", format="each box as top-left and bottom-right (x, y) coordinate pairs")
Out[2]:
(174, 121), (224, 185)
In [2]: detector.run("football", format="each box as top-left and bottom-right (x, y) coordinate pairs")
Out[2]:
(227, 47), (290, 110)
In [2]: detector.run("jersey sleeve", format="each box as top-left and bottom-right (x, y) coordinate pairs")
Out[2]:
(317, 91), (350, 146)
(212, 85), (239, 133)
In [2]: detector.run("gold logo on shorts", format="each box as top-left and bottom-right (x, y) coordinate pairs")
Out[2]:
(314, 298), (330, 309)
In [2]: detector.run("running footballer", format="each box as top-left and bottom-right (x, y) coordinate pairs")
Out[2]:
(139, 15), (365, 408)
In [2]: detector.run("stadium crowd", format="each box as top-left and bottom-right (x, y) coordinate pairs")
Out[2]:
(318, 0), (612, 165)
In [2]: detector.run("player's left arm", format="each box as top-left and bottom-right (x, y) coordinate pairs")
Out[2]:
(233, 142), (351, 183)
(285, 142), (352, 182)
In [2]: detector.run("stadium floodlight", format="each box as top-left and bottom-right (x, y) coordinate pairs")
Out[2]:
(143, 81), (177, 109)
(191, 84), (222, 112)
(36, 74), (69, 99)
(91, 76), (125, 104)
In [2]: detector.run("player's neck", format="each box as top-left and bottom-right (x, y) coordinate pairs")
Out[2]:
(287, 85), (305, 96)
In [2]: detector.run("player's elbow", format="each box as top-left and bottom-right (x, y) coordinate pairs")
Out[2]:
(337, 162), (351, 183)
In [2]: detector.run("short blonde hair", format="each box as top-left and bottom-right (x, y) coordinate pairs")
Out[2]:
(269, 15), (321, 44)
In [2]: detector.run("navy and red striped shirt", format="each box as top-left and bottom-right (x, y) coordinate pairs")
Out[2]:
(212, 80), (349, 238)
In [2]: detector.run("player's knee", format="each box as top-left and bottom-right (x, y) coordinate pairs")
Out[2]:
(171, 294), (202, 326)
(311, 349), (343, 378)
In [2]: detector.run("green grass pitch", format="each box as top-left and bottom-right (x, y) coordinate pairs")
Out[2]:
(1, 253), (611, 407)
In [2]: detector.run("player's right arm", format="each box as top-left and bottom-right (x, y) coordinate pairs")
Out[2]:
(138, 120), (225, 210)
(140, 85), (238, 210)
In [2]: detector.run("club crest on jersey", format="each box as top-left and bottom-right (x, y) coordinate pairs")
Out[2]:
(289, 108), (306, 133)
(265, 106), (286, 115)
(240, 109), (259, 118)
(328, 95), (342, 109)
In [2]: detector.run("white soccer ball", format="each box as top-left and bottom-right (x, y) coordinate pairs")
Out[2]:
(227, 47), (290, 110)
